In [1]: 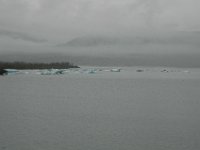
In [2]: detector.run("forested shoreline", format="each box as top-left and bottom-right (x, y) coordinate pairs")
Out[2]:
(0, 61), (79, 70)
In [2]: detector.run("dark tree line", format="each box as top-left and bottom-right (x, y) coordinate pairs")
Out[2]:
(0, 69), (7, 75)
(0, 61), (79, 70)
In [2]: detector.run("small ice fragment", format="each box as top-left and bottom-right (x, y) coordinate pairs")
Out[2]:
(110, 68), (121, 72)
(183, 70), (189, 73)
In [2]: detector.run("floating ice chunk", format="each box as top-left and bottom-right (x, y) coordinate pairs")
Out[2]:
(40, 69), (69, 75)
(5, 69), (18, 72)
(41, 71), (51, 75)
(55, 70), (64, 75)
(88, 70), (96, 74)
(5, 69), (19, 75)
(34, 68), (123, 75)
(183, 70), (190, 73)
(81, 69), (96, 74)
(103, 69), (110, 72)
(110, 68), (121, 72)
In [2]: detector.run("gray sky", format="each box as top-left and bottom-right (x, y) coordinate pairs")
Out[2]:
(0, 0), (200, 55)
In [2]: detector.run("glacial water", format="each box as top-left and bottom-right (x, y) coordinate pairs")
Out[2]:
(1, 67), (200, 150)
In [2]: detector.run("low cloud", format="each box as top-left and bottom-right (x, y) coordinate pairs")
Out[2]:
(0, 29), (47, 43)
(0, 0), (200, 54)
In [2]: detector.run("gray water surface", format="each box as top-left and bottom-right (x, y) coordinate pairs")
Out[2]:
(0, 72), (200, 150)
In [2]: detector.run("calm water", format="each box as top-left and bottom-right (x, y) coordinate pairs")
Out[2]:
(0, 69), (200, 150)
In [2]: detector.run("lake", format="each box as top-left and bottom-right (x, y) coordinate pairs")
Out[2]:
(0, 67), (200, 150)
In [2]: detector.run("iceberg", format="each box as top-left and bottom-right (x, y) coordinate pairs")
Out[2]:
(4, 69), (19, 75)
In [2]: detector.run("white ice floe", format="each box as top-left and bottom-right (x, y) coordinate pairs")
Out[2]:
(40, 69), (65, 75)
(110, 68), (121, 72)
(3, 68), (124, 76)
(39, 68), (122, 75)
(183, 70), (190, 73)
(5, 69), (19, 75)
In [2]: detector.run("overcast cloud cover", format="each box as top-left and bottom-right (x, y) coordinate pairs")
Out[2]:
(0, 0), (200, 54)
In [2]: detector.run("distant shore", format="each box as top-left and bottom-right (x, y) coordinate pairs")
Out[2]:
(0, 62), (79, 70)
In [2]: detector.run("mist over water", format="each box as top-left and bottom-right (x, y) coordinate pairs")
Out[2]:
(0, 0), (200, 57)
(1, 52), (200, 68)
